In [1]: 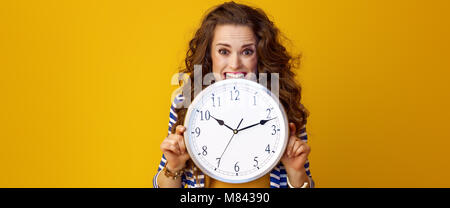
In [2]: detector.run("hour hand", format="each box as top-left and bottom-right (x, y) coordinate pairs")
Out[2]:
(210, 115), (235, 132)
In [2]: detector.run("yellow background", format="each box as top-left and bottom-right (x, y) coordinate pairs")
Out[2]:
(1, 0), (449, 187)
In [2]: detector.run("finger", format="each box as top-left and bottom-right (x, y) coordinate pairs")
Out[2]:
(294, 142), (305, 157)
(296, 142), (311, 158)
(166, 137), (178, 146)
(170, 130), (186, 154)
(169, 143), (181, 155)
(175, 125), (186, 136)
(292, 140), (302, 156)
(177, 134), (187, 154)
(160, 141), (175, 155)
(286, 136), (296, 157)
(161, 141), (178, 155)
(161, 139), (181, 155)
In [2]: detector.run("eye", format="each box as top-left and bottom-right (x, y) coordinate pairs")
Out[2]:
(242, 49), (254, 56)
(218, 49), (229, 55)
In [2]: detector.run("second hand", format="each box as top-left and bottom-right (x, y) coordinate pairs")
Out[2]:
(218, 118), (243, 162)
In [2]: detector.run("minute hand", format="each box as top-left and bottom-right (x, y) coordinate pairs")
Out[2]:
(237, 117), (277, 132)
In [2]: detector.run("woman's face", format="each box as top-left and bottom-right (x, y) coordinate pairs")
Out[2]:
(210, 24), (258, 81)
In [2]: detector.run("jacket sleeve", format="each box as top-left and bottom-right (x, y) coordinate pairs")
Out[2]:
(153, 94), (186, 188)
(298, 125), (315, 188)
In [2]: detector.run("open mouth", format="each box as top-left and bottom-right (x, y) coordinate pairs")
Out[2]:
(224, 72), (247, 79)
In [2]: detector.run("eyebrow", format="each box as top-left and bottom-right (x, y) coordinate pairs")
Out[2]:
(215, 43), (256, 48)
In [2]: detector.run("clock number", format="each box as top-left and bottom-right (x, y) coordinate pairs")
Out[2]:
(195, 127), (201, 137)
(230, 88), (240, 101)
(271, 125), (277, 135)
(212, 95), (221, 107)
(202, 145), (207, 156)
(234, 162), (240, 172)
(216, 158), (221, 168)
(253, 95), (256, 105)
(266, 108), (272, 119)
(265, 144), (271, 154)
(253, 156), (259, 167)
(200, 110), (210, 121)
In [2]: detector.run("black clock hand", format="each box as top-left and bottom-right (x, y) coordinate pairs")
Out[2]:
(237, 117), (277, 132)
(210, 115), (235, 132)
(218, 118), (243, 160)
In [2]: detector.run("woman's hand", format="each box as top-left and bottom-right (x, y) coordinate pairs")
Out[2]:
(280, 123), (311, 187)
(160, 125), (191, 172)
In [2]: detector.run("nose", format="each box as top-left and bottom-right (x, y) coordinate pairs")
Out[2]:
(228, 52), (241, 70)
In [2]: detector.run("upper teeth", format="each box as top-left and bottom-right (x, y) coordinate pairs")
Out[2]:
(225, 73), (245, 79)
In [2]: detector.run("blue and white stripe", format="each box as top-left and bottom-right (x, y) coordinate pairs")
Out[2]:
(153, 94), (315, 188)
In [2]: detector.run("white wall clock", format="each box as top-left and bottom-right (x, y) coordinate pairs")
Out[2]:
(184, 78), (289, 183)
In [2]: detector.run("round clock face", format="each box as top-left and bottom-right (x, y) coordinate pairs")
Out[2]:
(184, 78), (289, 184)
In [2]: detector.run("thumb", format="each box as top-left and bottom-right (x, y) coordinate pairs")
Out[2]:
(175, 125), (186, 136)
(289, 122), (296, 136)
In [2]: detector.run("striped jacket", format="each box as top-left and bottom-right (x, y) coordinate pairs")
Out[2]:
(153, 94), (315, 188)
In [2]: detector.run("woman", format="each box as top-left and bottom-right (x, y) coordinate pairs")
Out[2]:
(154, 1), (314, 188)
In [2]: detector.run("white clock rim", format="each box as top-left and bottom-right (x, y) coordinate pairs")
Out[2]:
(183, 78), (289, 184)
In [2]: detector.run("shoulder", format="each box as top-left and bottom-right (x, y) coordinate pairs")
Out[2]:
(171, 93), (185, 108)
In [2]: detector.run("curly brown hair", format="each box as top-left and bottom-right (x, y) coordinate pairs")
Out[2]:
(172, 1), (308, 136)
